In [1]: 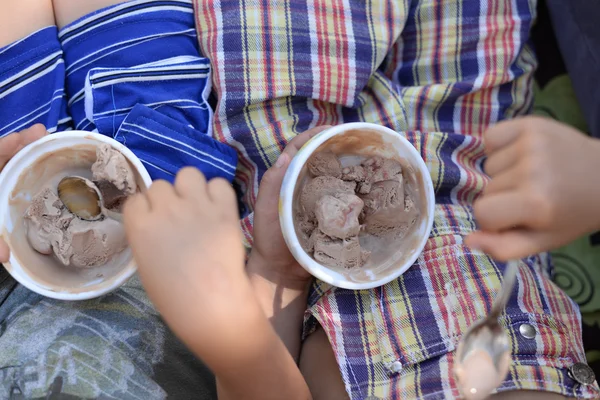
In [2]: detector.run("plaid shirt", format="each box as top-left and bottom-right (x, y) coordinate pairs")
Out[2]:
(194, 0), (599, 398)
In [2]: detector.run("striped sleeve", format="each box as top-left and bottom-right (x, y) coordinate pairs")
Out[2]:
(58, 0), (237, 182)
(0, 27), (71, 136)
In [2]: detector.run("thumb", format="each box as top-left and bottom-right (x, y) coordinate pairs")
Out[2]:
(256, 124), (331, 208)
(0, 238), (9, 264)
(256, 152), (290, 211)
(0, 124), (47, 171)
(465, 229), (551, 262)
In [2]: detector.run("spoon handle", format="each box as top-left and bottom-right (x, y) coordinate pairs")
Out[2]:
(489, 260), (519, 319)
(104, 209), (124, 223)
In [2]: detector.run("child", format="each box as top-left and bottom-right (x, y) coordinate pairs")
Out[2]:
(0, 0), (236, 398)
(190, 0), (598, 397)
(124, 118), (597, 400)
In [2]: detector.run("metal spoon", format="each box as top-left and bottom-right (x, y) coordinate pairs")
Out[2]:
(57, 176), (123, 222)
(454, 260), (518, 399)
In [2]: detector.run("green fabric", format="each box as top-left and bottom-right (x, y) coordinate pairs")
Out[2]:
(552, 236), (600, 313)
(533, 75), (588, 133)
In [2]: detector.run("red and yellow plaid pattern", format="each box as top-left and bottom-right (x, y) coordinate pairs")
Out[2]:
(194, 0), (599, 397)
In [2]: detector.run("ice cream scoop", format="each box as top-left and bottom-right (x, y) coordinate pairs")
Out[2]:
(57, 176), (123, 222)
(454, 261), (517, 399)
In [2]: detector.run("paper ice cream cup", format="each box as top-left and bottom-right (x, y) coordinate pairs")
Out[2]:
(280, 123), (435, 290)
(0, 131), (152, 300)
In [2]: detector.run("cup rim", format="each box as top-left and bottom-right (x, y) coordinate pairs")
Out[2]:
(0, 131), (151, 300)
(279, 122), (435, 290)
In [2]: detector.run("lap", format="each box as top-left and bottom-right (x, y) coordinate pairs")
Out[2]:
(303, 234), (596, 398)
(0, 273), (217, 399)
(301, 324), (570, 400)
(0, 274), (166, 398)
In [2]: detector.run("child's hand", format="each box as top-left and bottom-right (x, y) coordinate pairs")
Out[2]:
(125, 169), (314, 399)
(124, 168), (249, 354)
(466, 117), (600, 261)
(0, 125), (47, 263)
(248, 126), (330, 288)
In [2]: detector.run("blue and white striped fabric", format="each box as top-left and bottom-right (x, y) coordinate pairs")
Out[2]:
(0, 0), (237, 183)
(0, 27), (70, 135)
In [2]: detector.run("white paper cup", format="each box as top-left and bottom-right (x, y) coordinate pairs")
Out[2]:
(280, 123), (435, 290)
(0, 131), (151, 300)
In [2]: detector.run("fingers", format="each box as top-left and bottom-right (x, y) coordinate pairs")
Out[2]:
(255, 125), (331, 216)
(473, 117), (567, 260)
(0, 238), (9, 263)
(122, 193), (152, 264)
(284, 125), (331, 158)
(0, 134), (24, 171)
(123, 193), (150, 228)
(484, 119), (524, 153)
(256, 152), (290, 213)
(146, 180), (178, 211)
(0, 125), (47, 170)
(482, 165), (519, 196)
(474, 192), (536, 232)
(174, 167), (207, 201)
(484, 144), (518, 177)
(465, 230), (550, 262)
(19, 124), (47, 144)
(174, 168), (236, 217)
(207, 178), (238, 218)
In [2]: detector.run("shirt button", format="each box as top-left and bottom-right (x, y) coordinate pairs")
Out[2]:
(569, 362), (596, 386)
(519, 323), (536, 339)
(390, 361), (403, 373)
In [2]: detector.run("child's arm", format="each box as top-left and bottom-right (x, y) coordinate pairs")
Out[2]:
(123, 168), (311, 400)
(245, 126), (330, 361)
(466, 116), (600, 260)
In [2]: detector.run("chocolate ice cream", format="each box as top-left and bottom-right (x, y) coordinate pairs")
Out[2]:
(315, 193), (363, 239)
(295, 153), (420, 271)
(310, 230), (370, 270)
(23, 145), (135, 268)
(307, 152), (342, 178)
(300, 176), (356, 219)
(92, 144), (136, 195)
(361, 177), (419, 237)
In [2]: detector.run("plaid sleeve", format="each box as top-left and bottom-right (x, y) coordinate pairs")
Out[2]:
(194, 0), (409, 247)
